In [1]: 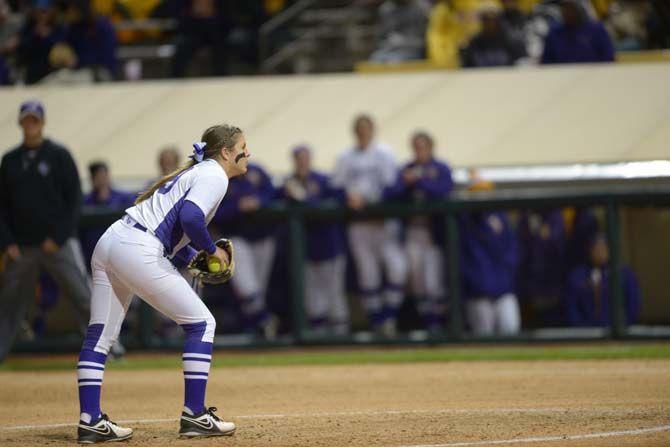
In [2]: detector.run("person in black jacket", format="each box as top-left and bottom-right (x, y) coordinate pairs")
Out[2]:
(462, 6), (527, 68)
(0, 100), (90, 362)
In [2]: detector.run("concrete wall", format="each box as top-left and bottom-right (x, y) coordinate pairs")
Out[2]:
(1, 63), (669, 182)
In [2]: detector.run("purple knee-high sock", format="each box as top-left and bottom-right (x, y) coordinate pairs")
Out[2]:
(77, 324), (107, 423)
(181, 322), (213, 415)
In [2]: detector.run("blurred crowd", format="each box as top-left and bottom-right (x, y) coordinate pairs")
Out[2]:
(0, 101), (642, 353)
(372, 0), (670, 66)
(1, 0), (669, 85)
(0, 0), (288, 84)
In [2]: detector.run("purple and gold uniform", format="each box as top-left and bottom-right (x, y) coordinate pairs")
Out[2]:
(460, 211), (521, 335)
(386, 158), (453, 330)
(281, 169), (348, 334)
(517, 209), (567, 326)
(214, 163), (277, 334)
(564, 265), (640, 327)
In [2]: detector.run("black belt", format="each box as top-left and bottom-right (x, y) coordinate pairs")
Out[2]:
(133, 222), (148, 233)
(124, 214), (168, 256)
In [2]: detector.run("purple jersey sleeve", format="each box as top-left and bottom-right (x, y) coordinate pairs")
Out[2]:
(180, 200), (216, 254)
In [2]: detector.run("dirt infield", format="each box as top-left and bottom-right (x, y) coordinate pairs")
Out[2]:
(1, 357), (669, 446)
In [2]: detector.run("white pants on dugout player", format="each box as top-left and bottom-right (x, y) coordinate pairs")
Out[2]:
(304, 255), (349, 334)
(405, 224), (447, 323)
(465, 293), (521, 336)
(88, 218), (215, 353)
(347, 220), (407, 325)
(230, 236), (275, 317)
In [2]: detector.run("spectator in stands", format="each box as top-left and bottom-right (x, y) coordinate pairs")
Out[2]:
(564, 233), (640, 327)
(226, 1), (266, 69)
(281, 145), (349, 335)
(461, 4), (527, 67)
(541, 0), (615, 64)
(386, 131), (453, 332)
(0, 100), (90, 363)
(17, 0), (65, 84)
(171, 0), (230, 77)
(370, 0), (431, 63)
(517, 209), (567, 327)
(500, 0), (530, 48)
(425, 0), (465, 67)
(591, 0), (615, 18)
(460, 171), (520, 336)
(63, 0), (118, 80)
(605, 0), (651, 50)
(158, 145), (181, 176)
(214, 162), (279, 339)
(80, 161), (135, 268)
(647, 0), (670, 49)
(0, 0), (23, 85)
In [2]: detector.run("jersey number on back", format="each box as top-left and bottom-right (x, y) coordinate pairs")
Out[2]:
(158, 167), (193, 194)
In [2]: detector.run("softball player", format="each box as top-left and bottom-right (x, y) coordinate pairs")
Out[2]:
(213, 162), (278, 338)
(75, 124), (247, 443)
(386, 132), (453, 331)
(460, 208), (521, 336)
(331, 114), (407, 336)
(282, 145), (349, 335)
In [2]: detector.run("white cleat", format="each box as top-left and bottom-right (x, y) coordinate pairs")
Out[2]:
(77, 414), (133, 444)
(179, 406), (236, 438)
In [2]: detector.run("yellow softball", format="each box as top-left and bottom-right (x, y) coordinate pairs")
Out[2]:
(207, 256), (222, 273)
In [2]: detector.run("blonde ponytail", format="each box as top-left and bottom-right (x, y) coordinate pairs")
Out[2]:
(135, 159), (196, 204)
(135, 123), (243, 205)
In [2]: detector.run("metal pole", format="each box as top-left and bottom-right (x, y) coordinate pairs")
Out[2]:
(289, 209), (308, 342)
(139, 301), (155, 348)
(446, 209), (463, 340)
(605, 199), (625, 339)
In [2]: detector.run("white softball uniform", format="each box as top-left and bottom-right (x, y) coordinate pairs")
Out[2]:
(88, 159), (229, 353)
(331, 142), (407, 326)
(331, 141), (397, 202)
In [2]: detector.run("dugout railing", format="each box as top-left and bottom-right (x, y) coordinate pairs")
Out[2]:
(11, 185), (670, 353)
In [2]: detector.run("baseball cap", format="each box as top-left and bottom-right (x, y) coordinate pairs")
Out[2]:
(291, 144), (311, 157)
(19, 100), (45, 121)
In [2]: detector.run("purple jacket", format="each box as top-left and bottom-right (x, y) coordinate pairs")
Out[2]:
(460, 211), (519, 299)
(564, 265), (641, 327)
(517, 210), (566, 300)
(281, 171), (344, 262)
(214, 163), (276, 241)
(541, 20), (615, 64)
(385, 158), (453, 245)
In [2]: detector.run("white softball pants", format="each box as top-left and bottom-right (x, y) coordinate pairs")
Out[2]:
(229, 236), (275, 316)
(304, 255), (349, 333)
(405, 224), (447, 323)
(88, 219), (215, 354)
(347, 220), (408, 319)
(465, 293), (521, 336)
